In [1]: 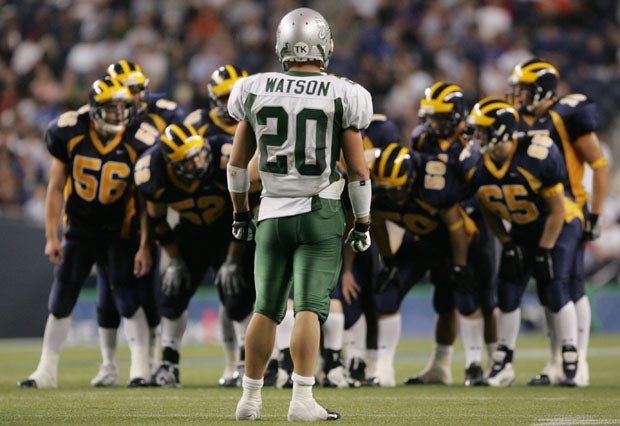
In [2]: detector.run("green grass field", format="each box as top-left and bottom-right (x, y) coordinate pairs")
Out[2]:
(1, 334), (619, 425)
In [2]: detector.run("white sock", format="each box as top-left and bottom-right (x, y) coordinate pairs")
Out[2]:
(233, 312), (252, 348)
(219, 308), (238, 370)
(486, 342), (497, 362)
(97, 327), (118, 366)
(434, 344), (454, 364)
(497, 308), (521, 351)
(161, 310), (188, 352)
(241, 374), (263, 402)
(149, 325), (161, 368)
(124, 307), (150, 379)
(343, 316), (367, 362)
(291, 373), (314, 401)
(378, 314), (401, 362)
(574, 296), (591, 359)
(322, 312), (344, 351)
(544, 308), (561, 363)
(366, 349), (378, 377)
(553, 302), (578, 348)
(460, 316), (483, 367)
(34, 315), (71, 378)
(276, 309), (294, 350)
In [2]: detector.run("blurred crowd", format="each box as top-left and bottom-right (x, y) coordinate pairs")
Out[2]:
(1, 0), (620, 280)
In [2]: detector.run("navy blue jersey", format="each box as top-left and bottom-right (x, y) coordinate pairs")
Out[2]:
(517, 93), (598, 208)
(135, 134), (234, 230)
(411, 123), (476, 205)
(45, 106), (150, 239)
(183, 108), (237, 139)
(372, 150), (463, 244)
(362, 114), (401, 150)
(127, 96), (185, 149)
(463, 134), (582, 235)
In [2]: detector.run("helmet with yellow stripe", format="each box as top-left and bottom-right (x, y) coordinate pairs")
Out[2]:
(207, 64), (249, 123)
(419, 82), (467, 138)
(508, 58), (559, 113)
(160, 124), (213, 182)
(106, 60), (150, 116)
(467, 97), (519, 154)
(88, 77), (133, 135)
(371, 143), (416, 202)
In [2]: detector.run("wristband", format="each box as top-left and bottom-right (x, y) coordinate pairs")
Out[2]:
(233, 211), (252, 222)
(348, 179), (371, 219)
(227, 164), (250, 193)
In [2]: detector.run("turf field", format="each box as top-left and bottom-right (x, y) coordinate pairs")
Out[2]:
(1, 334), (619, 425)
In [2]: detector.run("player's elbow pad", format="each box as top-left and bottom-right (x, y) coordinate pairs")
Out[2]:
(348, 179), (371, 219)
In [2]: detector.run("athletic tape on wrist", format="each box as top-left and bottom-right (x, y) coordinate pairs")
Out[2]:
(227, 164), (250, 193)
(348, 179), (371, 219)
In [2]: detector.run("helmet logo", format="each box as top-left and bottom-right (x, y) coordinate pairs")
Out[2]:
(294, 42), (309, 57)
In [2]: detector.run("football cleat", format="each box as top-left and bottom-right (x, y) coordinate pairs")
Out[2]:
(17, 379), (38, 389)
(575, 359), (589, 387)
(560, 345), (578, 387)
(91, 363), (120, 387)
(287, 399), (341, 421)
(126, 377), (149, 388)
(528, 360), (563, 386)
(235, 396), (262, 421)
(263, 358), (279, 387)
(464, 362), (484, 387)
(323, 365), (361, 388)
(17, 370), (57, 389)
(485, 350), (515, 387)
(348, 357), (380, 387)
(149, 361), (180, 387)
(404, 361), (452, 385)
(375, 357), (396, 387)
(528, 374), (552, 386)
(219, 363), (244, 387)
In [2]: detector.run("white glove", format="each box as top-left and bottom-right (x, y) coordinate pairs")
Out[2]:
(161, 257), (191, 297)
(215, 256), (247, 296)
(345, 221), (371, 253)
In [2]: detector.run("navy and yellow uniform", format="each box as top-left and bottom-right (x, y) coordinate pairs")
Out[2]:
(96, 95), (185, 331)
(45, 105), (149, 319)
(463, 135), (583, 313)
(184, 106), (237, 139)
(517, 94), (596, 301)
(134, 133), (256, 321)
(412, 125), (497, 318)
(373, 149), (470, 316)
(334, 114), (401, 330)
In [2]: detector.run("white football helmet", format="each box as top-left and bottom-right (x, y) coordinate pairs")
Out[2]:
(275, 8), (333, 71)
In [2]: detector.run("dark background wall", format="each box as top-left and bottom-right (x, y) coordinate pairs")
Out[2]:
(0, 218), (52, 338)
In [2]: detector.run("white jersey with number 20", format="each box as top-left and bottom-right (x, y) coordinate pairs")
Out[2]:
(228, 71), (373, 221)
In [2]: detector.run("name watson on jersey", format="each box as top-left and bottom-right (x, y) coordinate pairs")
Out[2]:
(265, 77), (330, 96)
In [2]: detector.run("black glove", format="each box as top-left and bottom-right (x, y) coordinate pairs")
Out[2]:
(533, 247), (554, 284)
(345, 221), (371, 253)
(161, 257), (191, 297)
(583, 213), (600, 241)
(498, 241), (524, 282)
(375, 256), (399, 293)
(215, 255), (247, 296)
(451, 264), (477, 294)
(232, 211), (256, 241)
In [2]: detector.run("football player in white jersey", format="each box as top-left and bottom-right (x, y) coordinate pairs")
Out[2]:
(226, 8), (373, 422)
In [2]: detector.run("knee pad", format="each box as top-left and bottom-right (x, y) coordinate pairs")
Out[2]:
(373, 281), (402, 315)
(343, 299), (363, 330)
(97, 307), (121, 328)
(455, 290), (479, 316)
(220, 290), (255, 322)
